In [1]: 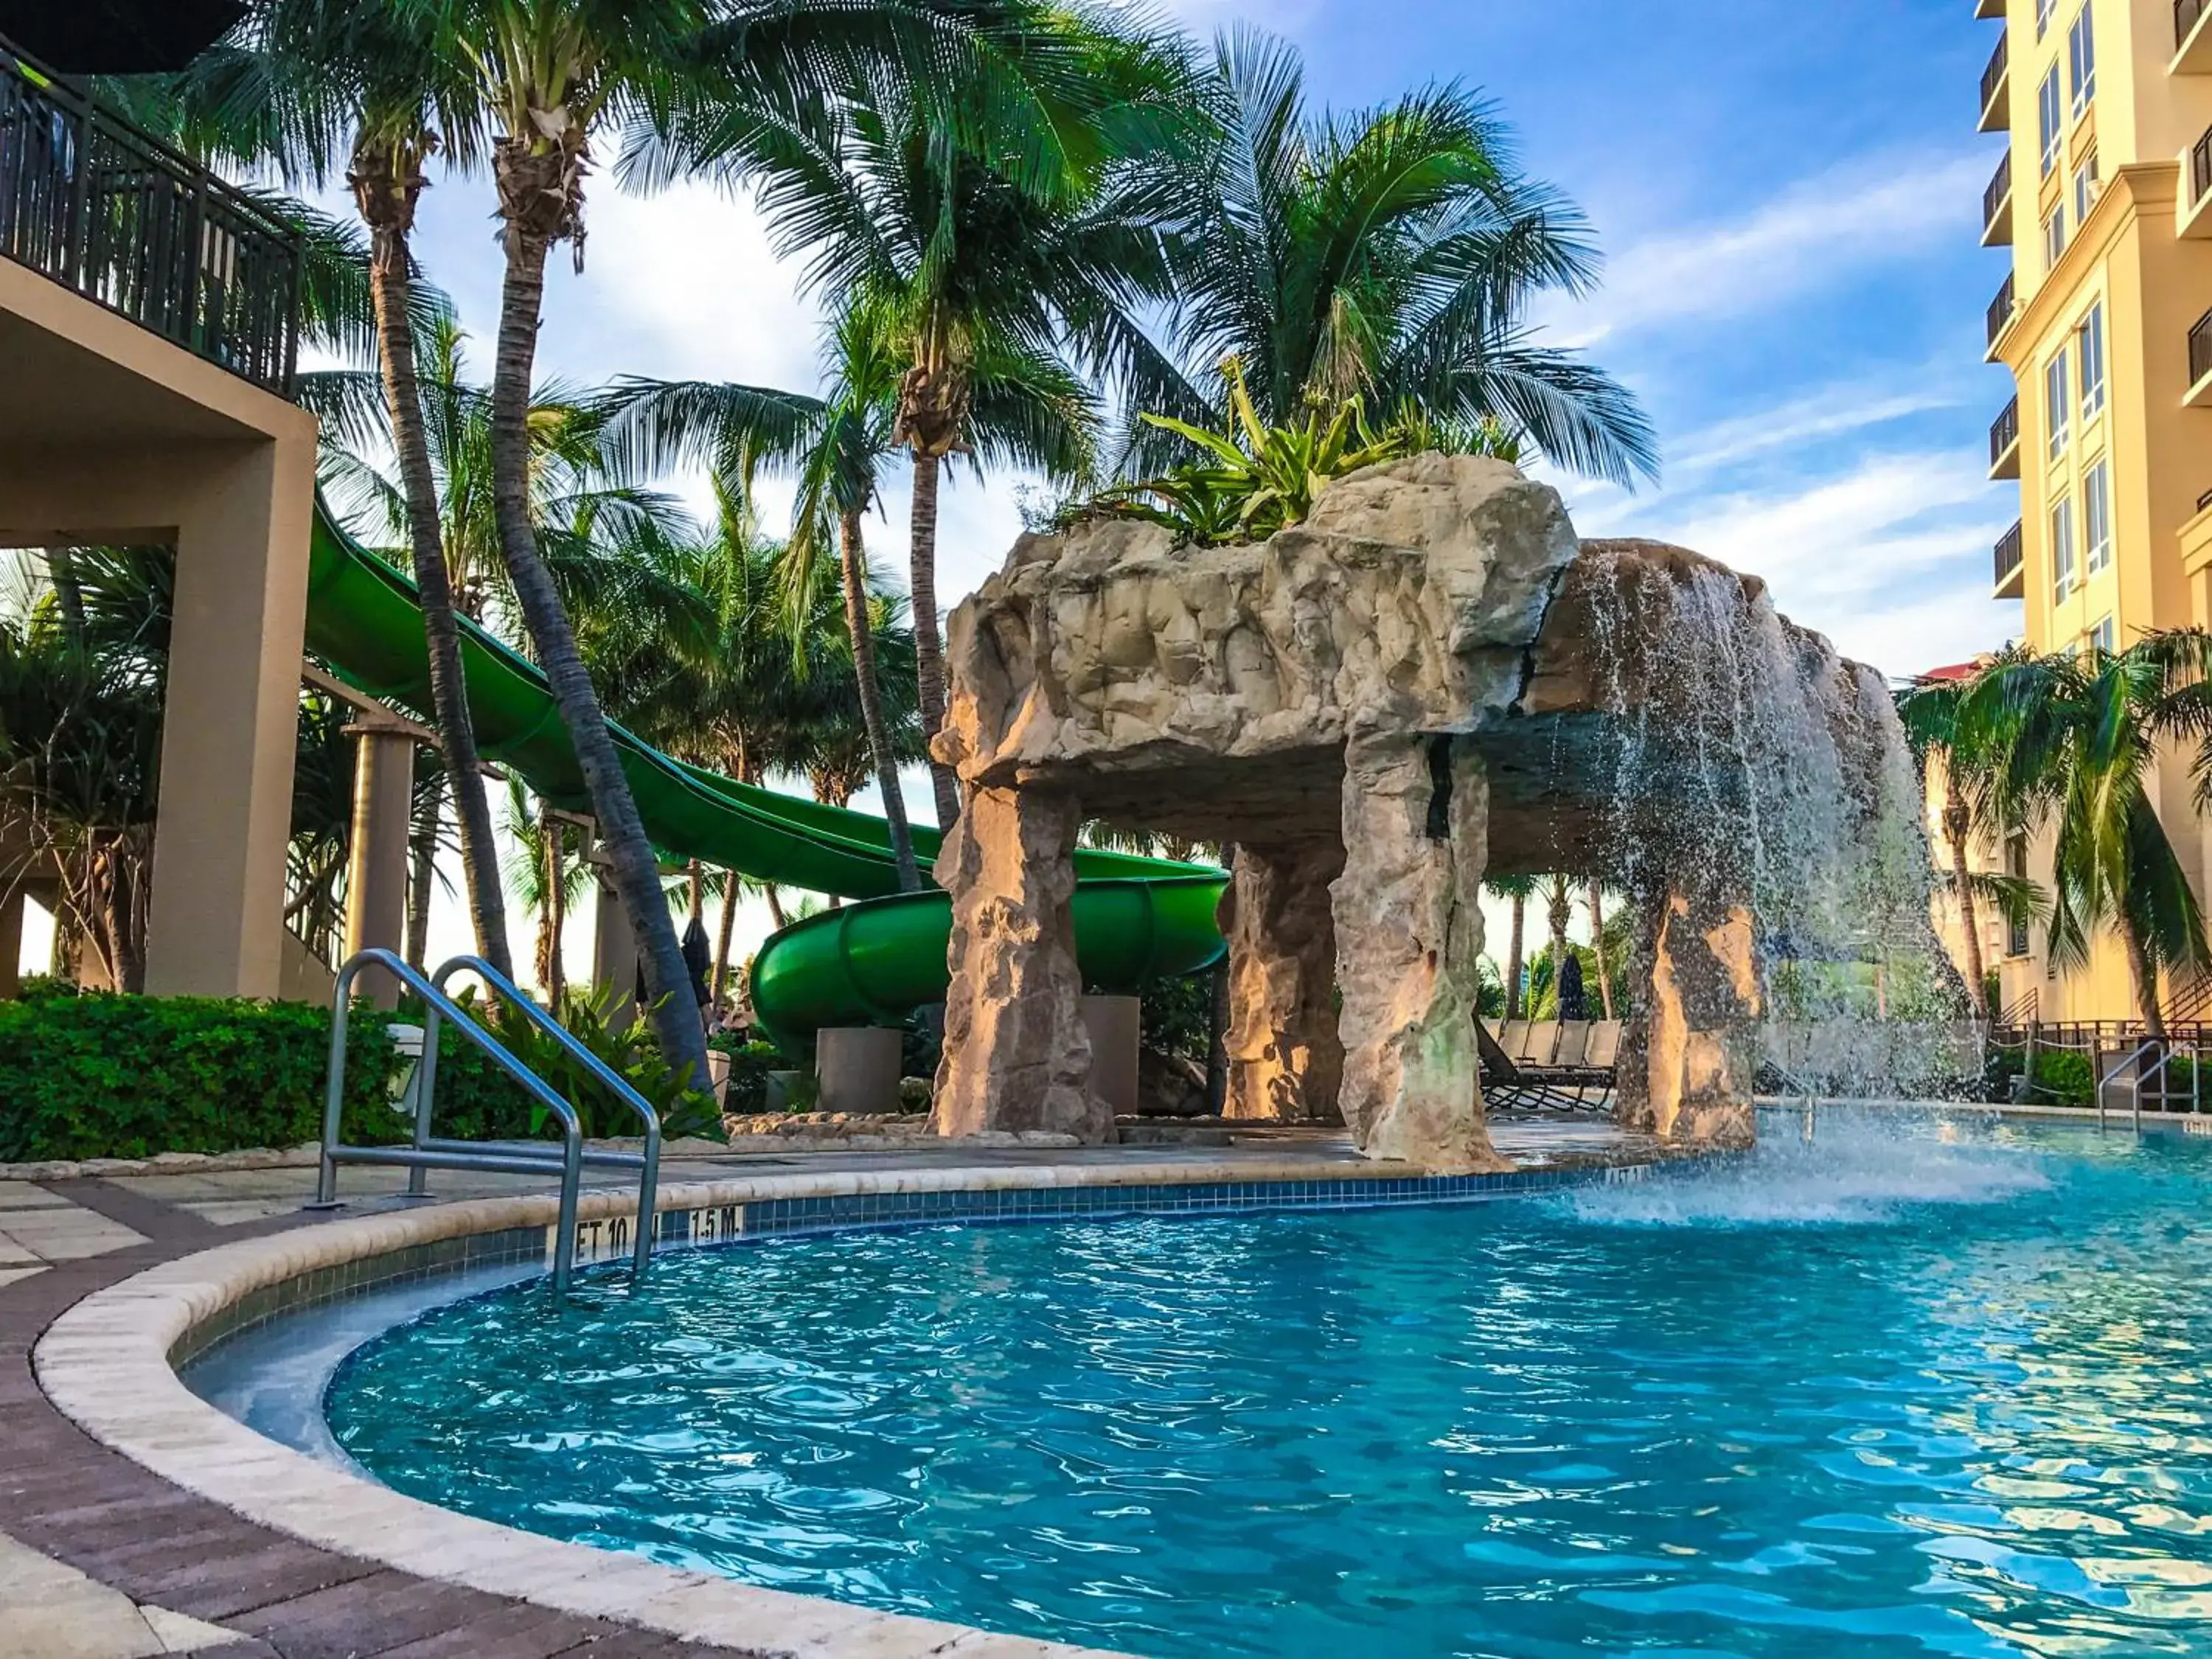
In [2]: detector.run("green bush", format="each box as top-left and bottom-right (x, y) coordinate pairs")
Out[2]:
(0, 988), (722, 1164)
(0, 995), (418, 1162)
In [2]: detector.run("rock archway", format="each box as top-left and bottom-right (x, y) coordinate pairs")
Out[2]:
(928, 456), (1921, 1168)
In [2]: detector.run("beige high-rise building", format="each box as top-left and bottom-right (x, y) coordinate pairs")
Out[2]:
(1972, 0), (2212, 1022)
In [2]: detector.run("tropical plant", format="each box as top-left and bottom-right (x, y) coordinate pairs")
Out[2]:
(1116, 28), (1656, 489)
(503, 776), (591, 1001)
(1896, 671), (2048, 1022)
(1944, 639), (2209, 1035)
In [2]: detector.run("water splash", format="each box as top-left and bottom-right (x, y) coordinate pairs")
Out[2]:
(1555, 1117), (2051, 1228)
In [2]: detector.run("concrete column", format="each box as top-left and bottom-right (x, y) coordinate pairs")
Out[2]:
(1220, 841), (1345, 1123)
(816, 1026), (905, 1114)
(929, 785), (1104, 1141)
(1081, 994), (1142, 1121)
(589, 842), (639, 1028)
(145, 438), (313, 998)
(1332, 736), (1506, 1172)
(341, 720), (418, 1008)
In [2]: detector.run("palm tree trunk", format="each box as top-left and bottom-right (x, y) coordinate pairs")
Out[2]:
(48, 548), (86, 641)
(712, 870), (739, 1004)
(687, 859), (705, 929)
(908, 452), (961, 832)
(841, 510), (921, 890)
(1547, 878), (1571, 1014)
(542, 808), (566, 1006)
(1944, 785), (1989, 1020)
(2121, 919), (2167, 1040)
(353, 139), (512, 978)
(487, 187), (705, 1086)
(405, 771), (441, 969)
(1505, 896), (1526, 1019)
(765, 886), (788, 931)
(1587, 880), (1615, 1020)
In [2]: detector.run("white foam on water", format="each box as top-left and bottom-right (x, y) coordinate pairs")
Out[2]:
(1556, 1121), (2052, 1229)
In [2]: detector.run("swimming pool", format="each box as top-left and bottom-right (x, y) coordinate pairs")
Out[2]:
(323, 1120), (2212, 1657)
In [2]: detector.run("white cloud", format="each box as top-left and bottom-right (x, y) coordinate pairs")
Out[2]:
(1554, 150), (1992, 347)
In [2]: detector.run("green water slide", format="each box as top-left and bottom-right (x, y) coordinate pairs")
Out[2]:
(303, 502), (1227, 1052)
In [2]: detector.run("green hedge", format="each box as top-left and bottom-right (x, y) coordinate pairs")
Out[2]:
(0, 993), (552, 1164)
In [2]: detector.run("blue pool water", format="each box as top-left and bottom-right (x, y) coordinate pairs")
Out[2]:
(324, 1121), (2212, 1657)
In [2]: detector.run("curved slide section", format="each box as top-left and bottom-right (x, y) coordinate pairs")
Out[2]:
(303, 502), (1225, 1047)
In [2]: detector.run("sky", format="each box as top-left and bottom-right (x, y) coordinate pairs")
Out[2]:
(26, 0), (2027, 982)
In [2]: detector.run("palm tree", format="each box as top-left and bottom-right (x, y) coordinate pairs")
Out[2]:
(1487, 874), (1536, 1020)
(503, 776), (591, 1001)
(1898, 672), (2003, 1021)
(1119, 28), (1657, 488)
(664, 38), (1184, 830)
(1585, 880), (1614, 1021)
(143, 1), (518, 979)
(1950, 640), (2211, 1036)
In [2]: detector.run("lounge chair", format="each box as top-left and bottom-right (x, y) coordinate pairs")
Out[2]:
(1483, 1018), (1623, 1113)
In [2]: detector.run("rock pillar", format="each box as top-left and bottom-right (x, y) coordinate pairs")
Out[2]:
(1220, 841), (1345, 1123)
(1616, 882), (1761, 1145)
(340, 718), (417, 1008)
(1331, 737), (1507, 1171)
(589, 841), (639, 1027)
(930, 786), (1107, 1141)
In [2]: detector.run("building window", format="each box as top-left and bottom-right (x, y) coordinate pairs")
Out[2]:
(2045, 347), (2070, 459)
(2039, 67), (2063, 175)
(2069, 7), (2096, 119)
(2006, 835), (2031, 959)
(2084, 456), (2112, 572)
(2073, 151), (2100, 226)
(2078, 301), (2106, 419)
(2037, 0), (2054, 38)
(2051, 495), (2076, 599)
(2044, 206), (2067, 268)
(2091, 614), (2116, 655)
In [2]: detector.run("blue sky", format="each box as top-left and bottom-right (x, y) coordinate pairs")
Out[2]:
(375, 0), (2023, 684)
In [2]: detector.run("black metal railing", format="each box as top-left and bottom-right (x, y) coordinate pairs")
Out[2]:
(1983, 150), (2012, 236)
(2181, 0), (2210, 51)
(1990, 395), (2020, 466)
(2192, 307), (2212, 389)
(2194, 126), (2212, 209)
(0, 35), (299, 394)
(1993, 519), (2023, 588)
(1980, 32), (2008, 115)
(1986, 273), (2014, 348)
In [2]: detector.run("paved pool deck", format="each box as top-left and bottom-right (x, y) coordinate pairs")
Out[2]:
(0, 1116), (1660, 1658)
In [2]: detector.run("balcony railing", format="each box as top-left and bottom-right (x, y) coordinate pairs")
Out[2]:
(1980, 32), (2009, 119)
(1990, 396), (2020, 468)
(1983, 150), (2012, 239)
(1987, 273), (2015, 349)
(1993, 519), (2023, 591)
(2193, 307), (2212, 389)
(0, 36), (300, 394)
(2195, 126), (2212, 206)
(2183, 0), (2210, 51)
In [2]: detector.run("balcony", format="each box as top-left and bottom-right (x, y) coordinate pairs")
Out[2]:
(1990, 396), (2021, 478)
(2186, 126), (2212, 237)
(0, 37), (300, 394)
(1993, 519), (2024, 599)
(2179, 0), (2212, 71)
(1979, 33), (2010, 131)
(1986, 272), (2015, 359)
(1982, 150), (2014, 246)
(2190, 308), (2212, 406)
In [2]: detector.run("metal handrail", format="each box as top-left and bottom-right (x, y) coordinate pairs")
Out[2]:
(2091, 1037), (2200, 1133)
(431, 953), (661, 1277)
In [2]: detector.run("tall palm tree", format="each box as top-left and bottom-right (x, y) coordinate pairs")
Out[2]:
(1897, 672), (2006, 1021)
(666, 40), (1185, 829)
(1486, 874), (1536, 1020)
(1950, 639), (2211, 1036)
(503, 776), (591, 1001)
(1585, 880), (1614, 1021)
(1119, 28), (1657, 488)
(143, 1), (518, 978)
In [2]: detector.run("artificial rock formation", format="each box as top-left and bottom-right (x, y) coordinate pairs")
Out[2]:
(928, 456), (1927, 1166)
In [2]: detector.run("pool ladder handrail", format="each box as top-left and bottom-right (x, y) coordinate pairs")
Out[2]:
(2096, 1037), (2201, 1134)
(313, 949), (661, 1294)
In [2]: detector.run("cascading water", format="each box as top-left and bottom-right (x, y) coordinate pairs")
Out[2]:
(1552, 541), (1966, 1099)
